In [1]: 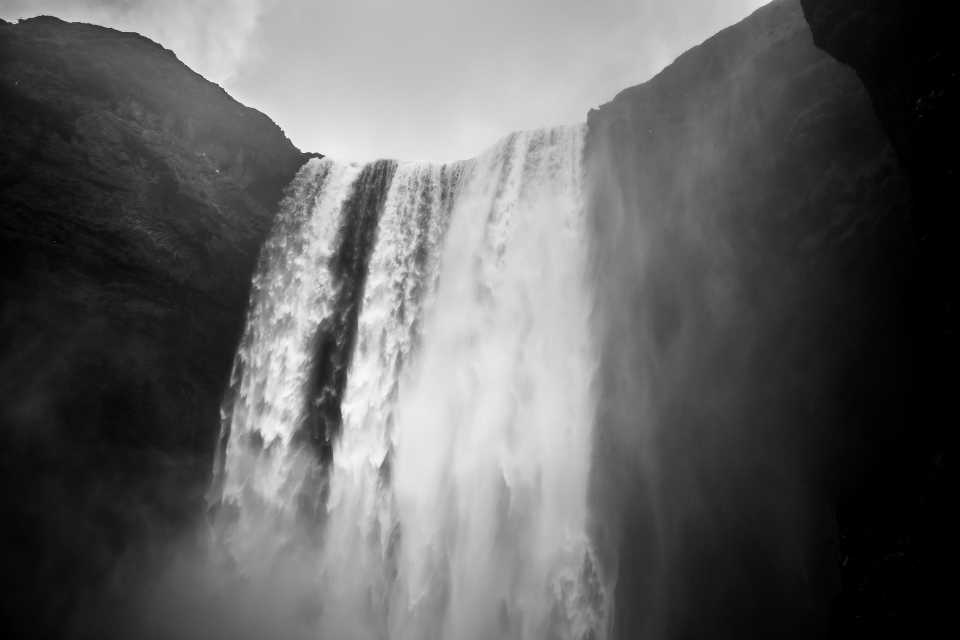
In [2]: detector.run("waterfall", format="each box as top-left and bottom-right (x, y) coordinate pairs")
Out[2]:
(213, 125), (607, 640)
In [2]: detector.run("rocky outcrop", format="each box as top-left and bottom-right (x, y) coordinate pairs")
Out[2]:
(799, 0), (957, 236)
(0, 16), (317, 635)
(585, 1), (914, 637)
(798, 1), (956, 635)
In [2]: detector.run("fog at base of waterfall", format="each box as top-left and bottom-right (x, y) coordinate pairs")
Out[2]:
(184, 124), (608, 640)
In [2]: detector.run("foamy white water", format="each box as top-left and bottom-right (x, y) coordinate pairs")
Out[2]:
(213, 125), (607, 640)
(213, 160), (360, 556)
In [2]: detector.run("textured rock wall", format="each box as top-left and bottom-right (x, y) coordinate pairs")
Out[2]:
(584, 1), (914, 637)
(799, 0), (956, 635)
(0, 16), (316, 635)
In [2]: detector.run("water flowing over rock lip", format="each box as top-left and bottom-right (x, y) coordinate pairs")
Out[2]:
(213, 124), (608, 639)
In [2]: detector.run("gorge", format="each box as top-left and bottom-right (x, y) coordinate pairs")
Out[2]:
(0, 0), (952, 638)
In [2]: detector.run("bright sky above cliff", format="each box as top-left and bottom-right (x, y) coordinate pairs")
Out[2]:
(2, 0), (769, 161)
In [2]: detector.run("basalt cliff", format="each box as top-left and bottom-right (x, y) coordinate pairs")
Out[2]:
(0, 15), (316, 634)
(586, 0), (912, 637)
(800, 0), (956, 635)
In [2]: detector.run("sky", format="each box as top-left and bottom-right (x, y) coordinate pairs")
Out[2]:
(1, 0), (770, 162)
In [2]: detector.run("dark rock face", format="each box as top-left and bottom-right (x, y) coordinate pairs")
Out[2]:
(585, 1), (914, 637)
(798, 1), (956, 636)
(799, 0), (957, 238)
(0, 16), (316, 636)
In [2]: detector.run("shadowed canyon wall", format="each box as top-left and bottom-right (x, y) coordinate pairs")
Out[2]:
(0, 16), (316, 636)
(799, 0), (956, 635)
(585, 0), (914, 637)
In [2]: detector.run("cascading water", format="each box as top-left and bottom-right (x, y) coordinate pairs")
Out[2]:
(212, 125), (607, 640)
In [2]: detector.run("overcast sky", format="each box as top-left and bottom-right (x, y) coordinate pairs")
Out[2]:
(1, 0), (769, 161)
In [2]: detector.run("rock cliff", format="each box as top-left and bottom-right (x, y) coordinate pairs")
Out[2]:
(0, 16), (316, 635)
(798, 0), (955, 635)
(585, 0), (914, 637)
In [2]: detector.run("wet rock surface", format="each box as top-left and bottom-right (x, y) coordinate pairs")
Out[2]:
(0, 16), (317, 635)
(586, 1), (916, 637)
(799, 0), (956, 636)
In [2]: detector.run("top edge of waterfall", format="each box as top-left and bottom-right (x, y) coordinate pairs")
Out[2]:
(302, 123), (587, 168)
